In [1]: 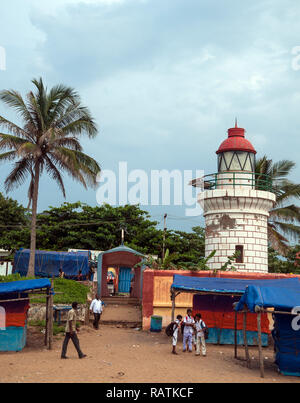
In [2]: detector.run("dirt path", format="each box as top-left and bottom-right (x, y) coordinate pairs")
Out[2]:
(0, 325), (299, 383)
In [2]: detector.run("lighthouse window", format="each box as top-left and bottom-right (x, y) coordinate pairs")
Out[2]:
(235, 245), (244, 263)
(218, 151), (255, 172)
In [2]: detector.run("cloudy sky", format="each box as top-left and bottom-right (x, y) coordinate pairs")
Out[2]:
(0, 0), (300, 232)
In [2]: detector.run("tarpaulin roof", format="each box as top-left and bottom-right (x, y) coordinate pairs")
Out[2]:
(171, 275), (300, 295)
(0, 279), (51, 295)
(235, 282), (300, 312)
(14, 249), (89, 278)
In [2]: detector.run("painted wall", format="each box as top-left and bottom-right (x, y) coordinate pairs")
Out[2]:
(142, 269), (300, 330)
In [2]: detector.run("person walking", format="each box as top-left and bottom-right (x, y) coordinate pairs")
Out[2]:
(90, 294), (103, 330)
(195, 313), (207, 357)
(182, 309), (195, 353)
(61, 302), (87, 359)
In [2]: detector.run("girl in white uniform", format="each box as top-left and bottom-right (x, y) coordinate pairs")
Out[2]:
(172, 315), (183, 355)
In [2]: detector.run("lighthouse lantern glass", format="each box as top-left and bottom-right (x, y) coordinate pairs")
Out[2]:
(218, 151), (255, 173)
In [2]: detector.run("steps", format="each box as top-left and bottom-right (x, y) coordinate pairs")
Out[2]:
(96, 296), (142, 328)
(102, 296), (140, 306)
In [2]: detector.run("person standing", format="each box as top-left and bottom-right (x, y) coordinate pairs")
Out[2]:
(90, 294), (103, 330)
(172, 314), (182, 355)
(61, 302), (86, 359)
(195, 313), (207, 357)
(182, 309), (195, 353)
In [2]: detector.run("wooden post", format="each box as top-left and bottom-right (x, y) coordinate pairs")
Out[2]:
(243, 310), (250, 368)
(234, 309), (238, 359)
(171, 290), (175, 322)
(256, 307), (265, 378)
(48, 278), (54, 350)
(85, 301), (90, 326)
(45, 288), (49, 346)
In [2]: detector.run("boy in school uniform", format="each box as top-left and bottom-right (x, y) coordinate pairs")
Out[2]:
(172, 315), (183, 355)
(183, 309), (195, 353)
(194, 313), (207, 357)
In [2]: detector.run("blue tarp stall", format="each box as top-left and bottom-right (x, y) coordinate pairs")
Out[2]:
(14, 249), (90, 279)
(170, 275), (300, 347)
(0, 279), (51, 352)
(235, 282), (300, 377)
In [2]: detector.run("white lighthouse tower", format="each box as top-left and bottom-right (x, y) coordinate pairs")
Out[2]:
(198, 122), (276, 273)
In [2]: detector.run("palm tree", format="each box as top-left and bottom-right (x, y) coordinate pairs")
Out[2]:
(0, 78), (101, 276)
(256, 156), (300, 256)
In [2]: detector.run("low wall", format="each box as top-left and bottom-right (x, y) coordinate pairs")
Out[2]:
(28, 304), (87, 324)
(142, 269), (300, 330)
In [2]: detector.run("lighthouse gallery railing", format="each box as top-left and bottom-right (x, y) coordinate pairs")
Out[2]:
(203, 172), (273, 192)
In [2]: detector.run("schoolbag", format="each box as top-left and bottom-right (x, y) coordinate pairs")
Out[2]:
(165, 321), (177, 337)
(200, 320), (209, 340)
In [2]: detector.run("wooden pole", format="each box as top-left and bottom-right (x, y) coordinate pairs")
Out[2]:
(256, 308), (265, 378)
(171, 290), (175, 322)
(45, 287), (49, 346)
(234, 309), (238, 359)
(48, 278), (54, 350)
(162, 214), (167, 261)
(85, 301), (90, 326)
(243, 310), (250, 368)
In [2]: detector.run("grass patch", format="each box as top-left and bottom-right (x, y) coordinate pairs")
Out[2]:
(0, 274), (90, 305)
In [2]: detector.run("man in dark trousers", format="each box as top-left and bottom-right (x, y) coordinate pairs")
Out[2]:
(61, 302), (87, 359)
(89, 294), (103, 330)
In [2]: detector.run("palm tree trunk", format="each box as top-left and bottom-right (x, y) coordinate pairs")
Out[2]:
(27, 162), (40, 277)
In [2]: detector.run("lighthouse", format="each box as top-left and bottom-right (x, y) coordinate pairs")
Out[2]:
(198, 122), (276, 273)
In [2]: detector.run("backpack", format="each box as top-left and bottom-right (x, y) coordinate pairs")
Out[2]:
(165, 321), (177, 337)
(200, 320), (209, 340)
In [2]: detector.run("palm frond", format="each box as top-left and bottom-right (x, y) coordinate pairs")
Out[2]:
(0, 133), (29, 151)
(0, 90), (36, 129)
(269, 205), (300, 223)
(267, 223), (290, 256)
(4, 158), (33, 192)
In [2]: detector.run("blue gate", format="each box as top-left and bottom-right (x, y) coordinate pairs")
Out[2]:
(118, 267), (132, 293)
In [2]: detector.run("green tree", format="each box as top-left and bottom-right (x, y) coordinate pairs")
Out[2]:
(0, 193), (30, 252)
(35, 203), (163, 254)
(256, 156), (300, 256)
(0, 79), (100, 275)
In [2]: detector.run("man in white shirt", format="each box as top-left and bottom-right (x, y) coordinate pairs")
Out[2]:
(183, 309), (195, 353)
(90, 294), (103, 330)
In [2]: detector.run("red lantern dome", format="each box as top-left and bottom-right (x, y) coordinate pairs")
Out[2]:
(216, 122), (257, 155)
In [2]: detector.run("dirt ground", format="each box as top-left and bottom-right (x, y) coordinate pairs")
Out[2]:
(0, 325), (299, 383)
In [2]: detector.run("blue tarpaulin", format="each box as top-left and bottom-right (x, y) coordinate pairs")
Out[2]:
(235, 282), (300, 312)
(0, 279), (51, 296)
(14, 249), (89, 279)
(171, 275), (300, 295)
(272, 314), (300, 377)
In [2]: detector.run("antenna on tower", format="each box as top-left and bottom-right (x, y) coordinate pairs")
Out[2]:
(235, 117), (238, 128)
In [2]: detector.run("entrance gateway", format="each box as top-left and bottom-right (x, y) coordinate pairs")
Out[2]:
(97, 245), (145, 300)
